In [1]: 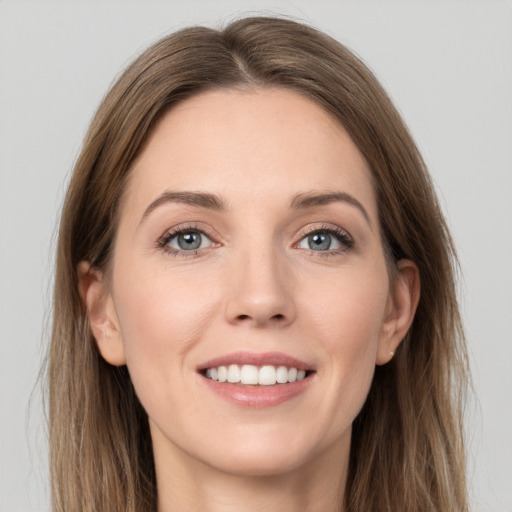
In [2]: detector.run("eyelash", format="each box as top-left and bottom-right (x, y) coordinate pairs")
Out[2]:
(294, 224), (355, 255)
(156, 224), (217, 258)
(156, 223), (354, 258)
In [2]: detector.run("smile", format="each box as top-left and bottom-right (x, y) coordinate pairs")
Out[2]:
(204, 364), (308, 385)
(197, 351), (315, 407)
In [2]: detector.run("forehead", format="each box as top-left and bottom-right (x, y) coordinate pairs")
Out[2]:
(122, 87), (377, 219)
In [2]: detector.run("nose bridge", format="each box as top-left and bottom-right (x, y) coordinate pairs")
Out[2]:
(224, 236), (295, 327)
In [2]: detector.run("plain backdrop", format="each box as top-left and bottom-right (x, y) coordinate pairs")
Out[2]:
(1, 1), (511, 510)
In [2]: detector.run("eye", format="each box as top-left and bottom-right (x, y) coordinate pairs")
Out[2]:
(299, 232), (338, 251)
(168, 231), (211, 251)
(296, 226), (354, 252)
(158, 226), (216, 256)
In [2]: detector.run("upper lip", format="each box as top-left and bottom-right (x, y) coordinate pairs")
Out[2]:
(197, 351), (314, 372)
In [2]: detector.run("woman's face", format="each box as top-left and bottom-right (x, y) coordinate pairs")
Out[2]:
(88, 88), (414, 478)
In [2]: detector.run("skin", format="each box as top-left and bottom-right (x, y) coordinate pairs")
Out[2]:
(80, 88), (419, 512)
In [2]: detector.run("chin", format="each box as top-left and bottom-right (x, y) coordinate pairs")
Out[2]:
(194, 425), (345, 478)
(205, 448), (311, 478)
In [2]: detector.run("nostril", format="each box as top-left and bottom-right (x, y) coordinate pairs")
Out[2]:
(235, 313), (285, 322)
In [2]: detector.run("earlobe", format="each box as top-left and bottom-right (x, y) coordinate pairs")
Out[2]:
(376, 259), (420, 365)
(77, 261), (126, 366)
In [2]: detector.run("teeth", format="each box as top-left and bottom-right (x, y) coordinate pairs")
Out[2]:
(276, 366), (288, 384)
(205, 367), (218, 380)
(204, 364), (309, 385)
(258, 365), (276, 385)
(218, 366), (228, 383)
(240, 365), (258, 385)
(227, 364), (241, 383)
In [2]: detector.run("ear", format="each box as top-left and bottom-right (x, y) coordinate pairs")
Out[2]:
(77, 261), (126, 366)
(376, 259), (420, 365)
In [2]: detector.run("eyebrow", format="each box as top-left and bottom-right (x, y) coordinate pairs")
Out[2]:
(140, 191), (226, 222)
(291, 191), (372, 227)
(140, 189), (371, 227)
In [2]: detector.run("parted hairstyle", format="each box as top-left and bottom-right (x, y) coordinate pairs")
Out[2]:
(48, 16), (469, 512)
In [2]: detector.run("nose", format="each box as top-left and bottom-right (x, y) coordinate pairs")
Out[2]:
(224, 248), (296, 328)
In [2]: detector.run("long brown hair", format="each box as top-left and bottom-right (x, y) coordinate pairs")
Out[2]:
(48, 16), (469, 511)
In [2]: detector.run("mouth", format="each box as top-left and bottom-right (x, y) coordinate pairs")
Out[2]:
(197, 352), (316, 405)
(200, 364), (313, 386)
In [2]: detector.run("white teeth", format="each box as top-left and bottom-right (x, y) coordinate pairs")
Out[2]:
(218, 366), (228, 382)
(227, 364), (240, 383)
(205, 367), (218, 380)
(276, 366), (288, 384)
(204, 364), (310, 385)
(258, 365), (277, 386)
(240, 365), (259, 385)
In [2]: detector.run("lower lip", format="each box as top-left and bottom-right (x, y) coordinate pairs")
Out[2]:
(200, 374), (313, 408)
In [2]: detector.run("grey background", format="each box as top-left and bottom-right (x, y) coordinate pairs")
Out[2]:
(1, 1), (511, 510)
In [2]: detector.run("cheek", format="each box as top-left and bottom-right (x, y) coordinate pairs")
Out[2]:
(113, 263), (218, 349)
(299, 265), (389, 419)
(110, 265), (220, 405)
(302, 264), (389, 351)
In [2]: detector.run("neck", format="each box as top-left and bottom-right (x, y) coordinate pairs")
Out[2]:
(152, 426), (349, 512)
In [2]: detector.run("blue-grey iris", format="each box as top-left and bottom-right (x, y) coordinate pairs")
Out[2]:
(178, 232), (202, 250)
(308, 233), (331, 250)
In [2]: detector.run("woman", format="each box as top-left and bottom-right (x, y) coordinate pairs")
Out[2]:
(48, 16), (469, 512)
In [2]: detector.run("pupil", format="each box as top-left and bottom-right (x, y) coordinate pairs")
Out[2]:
(178, 232), (201, 250)
(309, 233), (331, 251)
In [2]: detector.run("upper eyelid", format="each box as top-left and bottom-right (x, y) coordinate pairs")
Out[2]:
(295, 223), (352, 240)
(160, 223), (218, 239)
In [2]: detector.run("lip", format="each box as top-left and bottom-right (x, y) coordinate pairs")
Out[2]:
(197, 351), (314, 372)
(197, 351), (315, 408)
